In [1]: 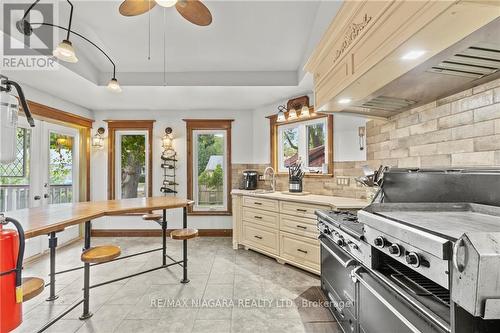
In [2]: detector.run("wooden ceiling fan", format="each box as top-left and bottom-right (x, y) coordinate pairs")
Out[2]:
(119, 0), (212, 26)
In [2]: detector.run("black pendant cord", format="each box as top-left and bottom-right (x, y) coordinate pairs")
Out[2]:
(65, 0), (74, 41)
(30, 22), (117, 79)
(21, 0), (41, 20)
(22, 0), (74, 41)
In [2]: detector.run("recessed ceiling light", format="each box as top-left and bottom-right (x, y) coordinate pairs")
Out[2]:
(338, 98), (351, 105)
(401, 50), (426, 60)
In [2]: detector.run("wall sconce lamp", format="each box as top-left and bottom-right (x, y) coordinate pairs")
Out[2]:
(162, 127), (173, 150)
(358, 126), (366, 151)
(277, 105), (287, 123)
(92, 127), (105, 150)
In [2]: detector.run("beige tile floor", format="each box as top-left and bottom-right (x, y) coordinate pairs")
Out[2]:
(14, 237), (339, 333)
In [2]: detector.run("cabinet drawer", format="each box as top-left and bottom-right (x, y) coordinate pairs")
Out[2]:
(279, 201), (329, 219)
(242, 207), (279, 229)
(280, 232), (320, 271)
(242, 223), (279, 255)
(280, 215), (319, 239)
(242, 196), (279, 212)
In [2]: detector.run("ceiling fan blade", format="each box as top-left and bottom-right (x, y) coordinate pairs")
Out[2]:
(175, 0), (212, 26)
(119, 0), (156, 16)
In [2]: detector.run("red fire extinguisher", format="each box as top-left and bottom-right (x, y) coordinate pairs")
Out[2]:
(0, 215), (25, 333)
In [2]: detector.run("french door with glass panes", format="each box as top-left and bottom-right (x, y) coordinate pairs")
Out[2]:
(0, 118), (80, 257)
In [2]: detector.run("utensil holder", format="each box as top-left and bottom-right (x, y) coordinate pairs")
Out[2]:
(289, 178), (303, 193)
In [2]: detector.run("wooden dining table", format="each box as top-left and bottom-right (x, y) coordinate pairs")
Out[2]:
(4, 196), (193, 333)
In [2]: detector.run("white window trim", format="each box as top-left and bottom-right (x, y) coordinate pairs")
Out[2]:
(277, 118), (328, 173)
(192, 129), (228, 212)
(115, 130), (149, 199)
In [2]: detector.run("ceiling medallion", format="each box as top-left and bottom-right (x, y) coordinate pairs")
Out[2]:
(333, 14), (372, 63)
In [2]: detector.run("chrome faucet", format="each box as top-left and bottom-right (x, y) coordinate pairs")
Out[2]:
(263, 167), (276, 192)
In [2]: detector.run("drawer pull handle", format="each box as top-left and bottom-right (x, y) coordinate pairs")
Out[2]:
(296, 208), (307, 212)
(296, 225), (307, 230)
(254, 202), (262, 205)
(254, 216), (263, 219)
(297, 249), (308, 254)
(254, 235), (263, 240)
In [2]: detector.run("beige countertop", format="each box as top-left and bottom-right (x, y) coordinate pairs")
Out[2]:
(231, 189), (369, 210)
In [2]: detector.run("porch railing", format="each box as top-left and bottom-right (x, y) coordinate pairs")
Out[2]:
(0, 184), (73, 212)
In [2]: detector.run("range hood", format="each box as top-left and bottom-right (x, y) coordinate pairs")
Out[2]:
(310, 2), (500, 119)
(349, 18), (500, 118)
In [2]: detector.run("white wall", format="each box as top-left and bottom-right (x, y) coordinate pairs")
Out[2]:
(334, 114), (367, 161)
(21, 83), (94, 119)
(90, 109), (253, 230)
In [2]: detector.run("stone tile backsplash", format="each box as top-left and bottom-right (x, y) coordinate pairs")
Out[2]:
(232, 78), (500, 199)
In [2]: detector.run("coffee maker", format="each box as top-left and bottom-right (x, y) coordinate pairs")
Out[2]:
(242, 170), (258, 190)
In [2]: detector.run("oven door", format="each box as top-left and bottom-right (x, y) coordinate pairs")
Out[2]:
(320, 235), (358, 333)
(352, 266), (450, 333)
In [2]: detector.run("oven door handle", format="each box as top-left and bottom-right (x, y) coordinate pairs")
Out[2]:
(352, 267), (424, 333)
(319, 237), (356, 268)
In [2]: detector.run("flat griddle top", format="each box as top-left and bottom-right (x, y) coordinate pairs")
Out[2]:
(365, 203), (500, 241)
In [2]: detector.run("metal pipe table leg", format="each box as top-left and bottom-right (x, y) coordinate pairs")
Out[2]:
(162, 209), (167, 266)
(180, 207), (189, 284)
(46, 232), (59, 301)
(79, 221), (93, 320)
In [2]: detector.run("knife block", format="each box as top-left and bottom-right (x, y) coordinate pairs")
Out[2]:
(289, 179), (303, 193)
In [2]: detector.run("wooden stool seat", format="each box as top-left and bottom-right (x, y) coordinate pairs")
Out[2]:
(81, 245), (121, 264)
(170, 228), (198, 240)
(21, 277), (45, 302)
(142, 214), (163, 221)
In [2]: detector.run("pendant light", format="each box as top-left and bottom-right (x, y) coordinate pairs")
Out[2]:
(53, 39), (78, 63)
(300, 105), (310, 118)
(107, 78), (122, 93)
(156, 0), (178, 7)
(53, 0), (78, 63)
(288, 108), (298, 120)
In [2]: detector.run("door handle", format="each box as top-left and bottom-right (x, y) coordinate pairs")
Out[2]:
(34, 195), (41, 200)
(296, 225), (307, 229)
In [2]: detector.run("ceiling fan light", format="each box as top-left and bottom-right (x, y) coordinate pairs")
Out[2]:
(53, 39), (78, 63)
(155, 0), (178, 7)
(107, 77), (122, 93)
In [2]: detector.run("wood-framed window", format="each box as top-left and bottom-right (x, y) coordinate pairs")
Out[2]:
(106, 120), (155, 200)
(184, 119), (233, 216)
(268, 109), (334, 175)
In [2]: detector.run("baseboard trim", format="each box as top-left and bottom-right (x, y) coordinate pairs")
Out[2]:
(91, 229), (232, 237)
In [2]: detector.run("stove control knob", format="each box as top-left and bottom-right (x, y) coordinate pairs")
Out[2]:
(337, 238), (345, 247)
(406, 252), (421, 267)
(374, 236), (387, 248)
(388, 244), (402, 257)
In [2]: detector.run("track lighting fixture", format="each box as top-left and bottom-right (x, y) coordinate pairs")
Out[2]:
(17, 0), (121, 93)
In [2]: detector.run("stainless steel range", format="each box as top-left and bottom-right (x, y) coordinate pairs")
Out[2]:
(317, 168), (500, 333)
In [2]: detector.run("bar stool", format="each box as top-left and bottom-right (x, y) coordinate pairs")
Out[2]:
(81, 245), (121, 264)
(170, 228), (198, 283)
(142, 214), (162, 222)
(21, 277), (45, 302)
